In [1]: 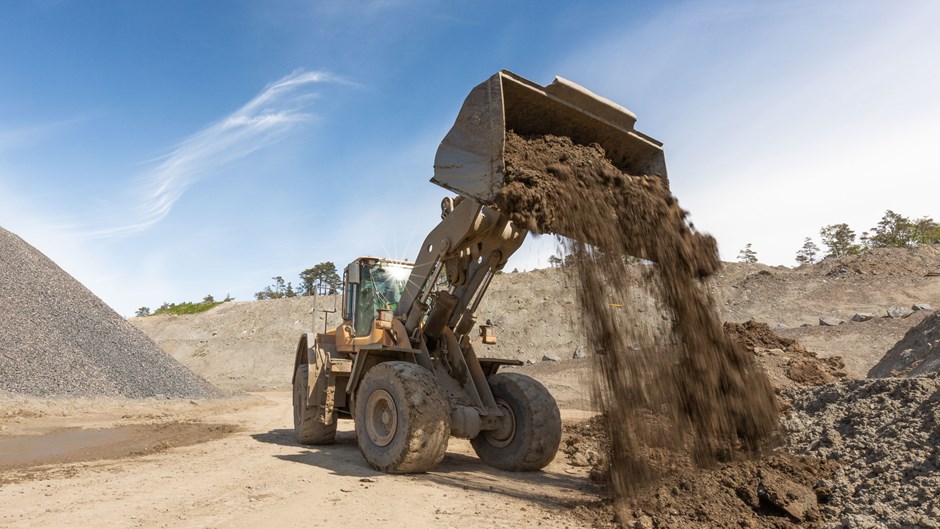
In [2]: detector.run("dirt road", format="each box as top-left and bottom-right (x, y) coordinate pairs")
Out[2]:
(0, 393), (607, 529)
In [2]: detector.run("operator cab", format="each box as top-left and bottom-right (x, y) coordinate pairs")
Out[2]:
(343, 257), (414, 336)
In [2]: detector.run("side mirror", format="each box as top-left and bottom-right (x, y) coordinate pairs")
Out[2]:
(347, 261), (360, 285)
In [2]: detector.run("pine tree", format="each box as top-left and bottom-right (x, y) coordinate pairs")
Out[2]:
(820, 223), (858, 258)
(299, 262), (341, 296)
(795, 237), (820, 265)
(737, 243), (758, 264)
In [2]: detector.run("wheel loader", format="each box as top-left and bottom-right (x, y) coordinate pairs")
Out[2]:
(291, 70), (667, 473)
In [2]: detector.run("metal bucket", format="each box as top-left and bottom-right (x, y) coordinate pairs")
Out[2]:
(432, 70), (668, 205)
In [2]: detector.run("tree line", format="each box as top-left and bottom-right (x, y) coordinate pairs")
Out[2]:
(254, 261), (342, 300)
(134, 261), (341, 316)
(136, 293), (233, 317)
(738, 209), (940, 265)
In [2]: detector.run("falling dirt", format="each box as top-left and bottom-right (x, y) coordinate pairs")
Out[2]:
(499, 133), (780, 510)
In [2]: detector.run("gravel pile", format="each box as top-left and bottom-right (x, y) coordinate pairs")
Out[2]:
(0, 227), (221, 398)
(782, 376), (940, 528)
(868, 312), (940, 378)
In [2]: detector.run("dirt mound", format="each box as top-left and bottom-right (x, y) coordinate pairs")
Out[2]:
(564, 415), (836, 528)
(724, 321), (848, 387)
(819, 244), (940, 277)
(499, 133), (778, 503)
(712, 247), (940, 335)
(131, 296), (336, 391)
(0, 227), (220, 399)
(778, 312), (930, 378)
(781, 376), (940, 528)
(868, 311), (940, 377)
(563, 414), (611, 482)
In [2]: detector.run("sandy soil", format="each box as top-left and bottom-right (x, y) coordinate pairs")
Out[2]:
(0, 393), (610, 529)
(131, 247), (940, 392)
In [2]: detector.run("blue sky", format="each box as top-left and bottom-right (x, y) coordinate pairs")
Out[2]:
(1, 0), (938, 315)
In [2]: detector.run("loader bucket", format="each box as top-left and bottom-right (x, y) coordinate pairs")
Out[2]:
(432, 70), (668, 205)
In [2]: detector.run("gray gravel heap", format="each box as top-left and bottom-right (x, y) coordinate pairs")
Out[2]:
(782, 376), (940, 529)
(0, 227), (221, 398)
(868, 312), (940, 378)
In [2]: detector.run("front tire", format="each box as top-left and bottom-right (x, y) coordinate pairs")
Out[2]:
(293, 363), (337, 444)
(354, 361), (451, 473)
(471, 373), (561, 471)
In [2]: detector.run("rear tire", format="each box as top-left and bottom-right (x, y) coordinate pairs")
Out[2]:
(471, 373), (561, 471)
(355, 361), (451, 473)
(293, 364), (337, 444)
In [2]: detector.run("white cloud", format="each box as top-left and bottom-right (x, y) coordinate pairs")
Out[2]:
(75, 69), (339, 240)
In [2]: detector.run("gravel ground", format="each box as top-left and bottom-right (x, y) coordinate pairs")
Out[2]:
(0, 227), (221, 398)
(782, 375), (940, 529)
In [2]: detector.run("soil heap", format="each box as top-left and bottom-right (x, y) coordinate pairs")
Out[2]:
(724, 320), (849, 388)
(498, 134), (779, 500)
(868, 311), (940, 378)
(0, 227), (220, 398)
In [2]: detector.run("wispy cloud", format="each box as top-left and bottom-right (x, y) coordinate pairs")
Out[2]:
(78, 69), (338, 239)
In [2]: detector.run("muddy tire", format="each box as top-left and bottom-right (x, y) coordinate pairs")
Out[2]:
(354, 361), (451, 473)
(471, 373), (561, 471)
(293, 364), (337, 444)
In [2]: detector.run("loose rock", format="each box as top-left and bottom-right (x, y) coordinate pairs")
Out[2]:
(886, 306), (914, 319)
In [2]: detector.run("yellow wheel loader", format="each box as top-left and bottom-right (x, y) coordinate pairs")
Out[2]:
(291, 70), (667, 473)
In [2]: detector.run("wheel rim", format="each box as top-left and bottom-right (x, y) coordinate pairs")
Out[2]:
(484, 398), (516, 448)
(293, 374), (304, 428)
(365, 389), (398, 447)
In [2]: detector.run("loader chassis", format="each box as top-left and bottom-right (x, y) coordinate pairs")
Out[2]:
(292, 198), (562, 473)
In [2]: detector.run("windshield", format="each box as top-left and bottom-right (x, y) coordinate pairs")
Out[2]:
(353, 261), (412, 336)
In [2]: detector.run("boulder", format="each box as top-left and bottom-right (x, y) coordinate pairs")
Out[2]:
(912, 303), (933, 311)
(758, 469), (819, 522)
(572, 346), (586, 359)
(819, 317), (844, 327)
(851, 313), (875, 322)
(541, 354), (560, 362)
(887, 306), (914, 319)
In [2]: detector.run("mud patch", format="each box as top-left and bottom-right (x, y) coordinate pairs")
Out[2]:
(0, 421), (237, 482)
